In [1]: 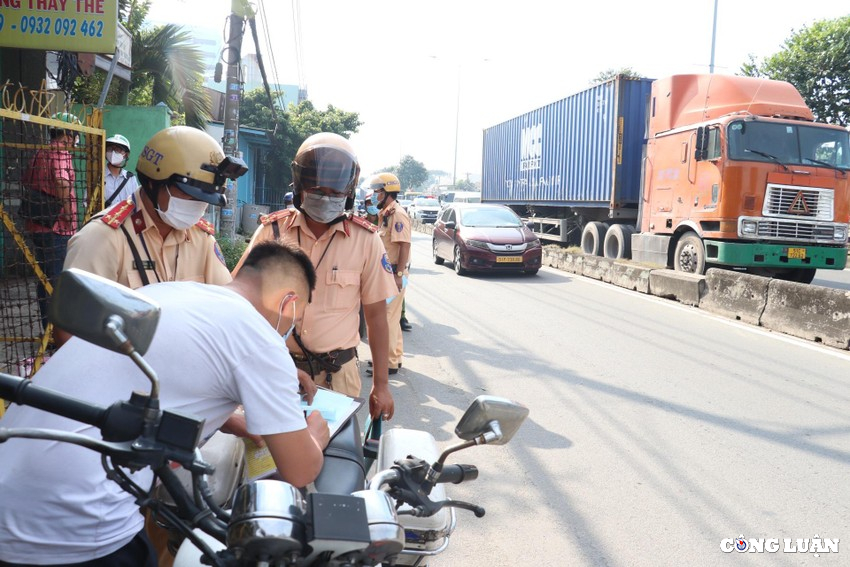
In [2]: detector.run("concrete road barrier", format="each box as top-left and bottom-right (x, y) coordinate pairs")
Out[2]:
(609, 262), (652, 294)
(761, 280), (850, 349)
(649, 270), (705, 307)
(699, 269), (769, 325)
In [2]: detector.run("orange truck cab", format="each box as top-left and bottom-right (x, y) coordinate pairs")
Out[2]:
(634, 74), (850, 282)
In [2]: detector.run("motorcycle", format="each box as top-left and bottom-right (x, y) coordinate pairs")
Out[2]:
(0, 269), (529, 566)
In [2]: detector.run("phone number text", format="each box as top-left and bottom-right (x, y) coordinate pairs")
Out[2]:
(0, 14), (105, 38)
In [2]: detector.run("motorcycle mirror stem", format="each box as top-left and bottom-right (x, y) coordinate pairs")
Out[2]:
(425, 420), (503, 489)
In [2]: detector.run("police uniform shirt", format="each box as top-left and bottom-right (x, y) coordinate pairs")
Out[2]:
(64, 188), (231, 289)
(236, 209), (397, 353)
(377, 203), (412, 271)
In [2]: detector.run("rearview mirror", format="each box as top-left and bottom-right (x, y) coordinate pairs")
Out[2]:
(455, 395), (529, 446)
(445, 221), (456, 230)
(49, 268), (161, 355)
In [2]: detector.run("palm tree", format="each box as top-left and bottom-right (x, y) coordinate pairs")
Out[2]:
(73, 0), (211, 128)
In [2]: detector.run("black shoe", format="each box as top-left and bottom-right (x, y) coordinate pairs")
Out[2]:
(366, 367), (399, 376)
(400, 318), (412, 332)
(367, 361), (401, 368)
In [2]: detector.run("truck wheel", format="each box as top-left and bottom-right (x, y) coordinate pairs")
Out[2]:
(603, 224), (634, 259)
(433, 239), (444, 265)
(581, 222), (608, 256)
(453, 245), (467, 276)
(673, 232), (706, 274)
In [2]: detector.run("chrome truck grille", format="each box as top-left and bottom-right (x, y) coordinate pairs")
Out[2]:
(762, 184), (833, 221)
(738, 183), (848, 242)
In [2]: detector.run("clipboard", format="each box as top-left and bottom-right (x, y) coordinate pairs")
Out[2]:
(243, 387), (365, 482)
(303, 386), (365, 441)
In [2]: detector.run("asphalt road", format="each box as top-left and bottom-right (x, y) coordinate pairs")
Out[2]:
(359, 232), (850, 567)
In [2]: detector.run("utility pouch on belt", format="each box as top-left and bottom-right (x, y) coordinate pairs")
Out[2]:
(293, 347), (357, 377)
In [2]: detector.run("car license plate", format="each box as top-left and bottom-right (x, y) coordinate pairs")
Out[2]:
(787, 247), (806, 260)
(496, 256), (522, 263)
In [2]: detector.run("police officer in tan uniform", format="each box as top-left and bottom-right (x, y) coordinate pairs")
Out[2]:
(59, 126), (246, 343)
(233, 133), (397, 421)
(370, 173), (411, 374)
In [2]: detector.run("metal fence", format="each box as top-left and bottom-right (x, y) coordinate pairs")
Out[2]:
(0, 99), (105, 386)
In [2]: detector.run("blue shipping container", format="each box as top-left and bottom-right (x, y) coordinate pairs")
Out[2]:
(482, 76), (653, 211)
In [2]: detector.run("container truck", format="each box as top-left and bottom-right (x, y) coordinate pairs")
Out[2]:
(481, 75), (850, 283)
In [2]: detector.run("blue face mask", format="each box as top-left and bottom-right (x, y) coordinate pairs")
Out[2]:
(366, 205), (379, 215)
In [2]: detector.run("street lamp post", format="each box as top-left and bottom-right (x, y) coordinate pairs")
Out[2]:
(452, 64), (460, 188)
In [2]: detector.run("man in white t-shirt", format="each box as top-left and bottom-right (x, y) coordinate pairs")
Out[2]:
(0, 241), (328, 566)
(103, 134), (140, 208)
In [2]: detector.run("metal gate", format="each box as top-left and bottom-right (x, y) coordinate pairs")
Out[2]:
(0, 92), (105, 391)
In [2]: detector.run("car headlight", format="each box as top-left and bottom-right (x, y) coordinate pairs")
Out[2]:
(465, 239), (489, 250)
(528, 238), (542, 248)
(740, 219), (757, 236)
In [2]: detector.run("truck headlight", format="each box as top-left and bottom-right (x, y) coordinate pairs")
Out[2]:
(835, 225), (848, 241)
(740, 219), (758, 236)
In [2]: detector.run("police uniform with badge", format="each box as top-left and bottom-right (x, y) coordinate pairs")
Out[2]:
(64, 126), (247, 290)
(233, 133), (397, 420)
(372, 173), (412, 373)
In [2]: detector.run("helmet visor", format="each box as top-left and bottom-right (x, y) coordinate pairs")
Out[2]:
(292, 147), (359, 196)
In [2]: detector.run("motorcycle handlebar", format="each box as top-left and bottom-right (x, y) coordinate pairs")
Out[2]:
(436, 464), (479, 484)
(0, 373), (107, 429)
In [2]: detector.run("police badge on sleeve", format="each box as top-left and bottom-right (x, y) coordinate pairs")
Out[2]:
(381, 253), (393, 273)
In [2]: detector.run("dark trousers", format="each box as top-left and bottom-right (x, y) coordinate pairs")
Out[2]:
(0, 528), (157, 567)
(30, 232), (71, 332)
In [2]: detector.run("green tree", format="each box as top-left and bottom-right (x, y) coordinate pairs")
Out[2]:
(740, 16), (850, 125)
(591, 67), (645, 84)
(373, 156), (428, 191)
(240, 91), (362, 185)
(72, 0), (211, 128)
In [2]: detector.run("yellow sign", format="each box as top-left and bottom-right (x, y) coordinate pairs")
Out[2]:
(0, 0), (117, 53)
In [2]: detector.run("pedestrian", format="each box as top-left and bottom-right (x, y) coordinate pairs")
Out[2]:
(368, 172), (411, 375)
(103, 133), (139, 208)
(20, 111), (81, 333)
(56, 126), (246, 346)
(233, 132), (397, 421)
(0, 240), (330, 567)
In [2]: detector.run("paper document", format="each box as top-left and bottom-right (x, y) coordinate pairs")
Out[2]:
(243, 387), (365, 482)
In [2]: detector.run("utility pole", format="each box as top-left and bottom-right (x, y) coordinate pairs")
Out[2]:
(218, 0), (254, 240)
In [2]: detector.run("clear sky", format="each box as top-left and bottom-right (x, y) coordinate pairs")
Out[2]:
(148, 0), (848, 182)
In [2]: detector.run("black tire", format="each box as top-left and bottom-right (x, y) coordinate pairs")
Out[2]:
(433, 239), (444, 265)
(673, 232), (706, 274)
(603, 224), (634, 259)
(453, 245), (467, 276)
(524, 269), (539, 276)
(581, 221), (608, 256)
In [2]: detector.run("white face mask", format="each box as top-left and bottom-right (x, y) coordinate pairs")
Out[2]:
(275, 295), (296, 341)
(157, 188), (209, 230)
(106, 150), (126, 168)
(300, 192), (347, 223)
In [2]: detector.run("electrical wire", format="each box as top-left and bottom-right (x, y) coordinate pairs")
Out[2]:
(291, 0), (306, 93)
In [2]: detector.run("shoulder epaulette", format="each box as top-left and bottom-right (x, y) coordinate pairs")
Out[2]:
(349, 215), (378, 233)
(100, 198), (135, 229)
(260, 208), (296, 226)
(195, 218), (215, 235)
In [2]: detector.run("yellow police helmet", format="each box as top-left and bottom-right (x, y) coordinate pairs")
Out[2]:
(136, 126), (247, 206)
(368, 172), (401, 194)
(291, 132), (360, 209)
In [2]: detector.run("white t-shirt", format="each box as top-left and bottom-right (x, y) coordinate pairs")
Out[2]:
(104, 168), (139, 206)
(0, 283), (305, 563)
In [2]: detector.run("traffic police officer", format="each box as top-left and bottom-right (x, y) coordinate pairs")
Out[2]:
(233, 133), (397, 421)
(371, 173), (411, 374)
